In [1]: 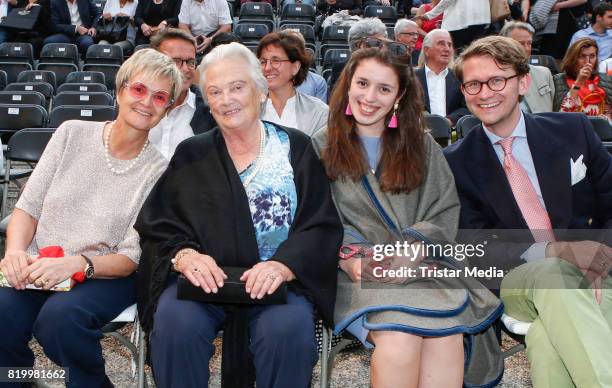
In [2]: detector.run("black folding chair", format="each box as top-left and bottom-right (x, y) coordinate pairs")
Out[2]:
(587, 115), (612, 141)
(280, 24), (316, 45)
(0, 42), (34, 66)
(280, 3), (316, 27)
(4, 82), (54, 109)
(0, 62), (33, 84)
(36, 63), (79, 87)
(529, 55), (559, 75)
(53, 91), (114, 107)
(234, 23), (271, 44)
(17, 70), (57, 92)
(39, 43), (80, 65)
(1, 128), (55, 218)
(456, 114), (481, 138)
(85, 44), (124, 65)
(0, 103), (47, 146)
(425, 114), (451, 146)
(363, 5), (397, 25)
(81, 64), (120, 91)
(57, 82), (108, 94)
(322, 49), (350, 71)
(239, 2), (274, 20)
(49, 105), (117, 127)
(65, 71), (106, 85)
(0, 91), (46, 107)
(0, 70), (7, 90)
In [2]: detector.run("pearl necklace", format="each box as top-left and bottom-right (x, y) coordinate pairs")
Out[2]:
(104, 121), (149, 175)
(241, 122), (267, 187)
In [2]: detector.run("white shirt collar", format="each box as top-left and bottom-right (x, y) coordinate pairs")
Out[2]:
(425, 63), (449, 78)
(483, 111), (527, 145)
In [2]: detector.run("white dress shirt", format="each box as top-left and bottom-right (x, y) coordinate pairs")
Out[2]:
(425, 64), (448, 118)
(483, 112), (549, 260)
(67, 0), (83, 27)
(0, 0), (8, 19)
(178, 0), (232, 37)
(148, 90), (196, 160)
(102, 0), (138, 17)
(262, 95), (298, 130)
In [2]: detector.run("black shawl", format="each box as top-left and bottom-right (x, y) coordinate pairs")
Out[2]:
(134, 123), (342, 387)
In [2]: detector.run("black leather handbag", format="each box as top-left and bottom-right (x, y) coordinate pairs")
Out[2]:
(177, 266), (288, 305)
(95, 16), (130, 42)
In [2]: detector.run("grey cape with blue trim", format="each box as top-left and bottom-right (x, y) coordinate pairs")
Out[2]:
(312, 129), (504, 387)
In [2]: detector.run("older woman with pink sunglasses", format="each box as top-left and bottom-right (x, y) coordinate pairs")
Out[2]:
(0, 48), (181, 388)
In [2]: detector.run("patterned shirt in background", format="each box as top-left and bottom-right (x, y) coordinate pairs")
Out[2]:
(239, 122), (297, 261)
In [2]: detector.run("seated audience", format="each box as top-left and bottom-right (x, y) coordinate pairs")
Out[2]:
(569, 2), (612, 63)
(414, 0), (442, 53)
(98, 0), (138, 55)
(500, 21), (555, 113)
(178, 0), (231, 54)
(135, 42), (342, 388)
(133, 0), (180, 46)
(444, 36), (612, 388)
(553, 37), (612, 120)
(394, 19), (420, 65)
(257, 31), (329, 136)
(44, 0), (101, 56)
(313, 47), (503, 388)
(317, 0), (363, 16)
(1, 0), (51, 55)
(148, 28), (216, 160)
(288, 30), (328, 103)
(416, 29), (469, 127)
(0, 49), (179, 387)
(419, 0), (490, 51)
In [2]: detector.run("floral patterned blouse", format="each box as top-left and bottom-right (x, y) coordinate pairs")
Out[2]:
(239, 122), (297, 261)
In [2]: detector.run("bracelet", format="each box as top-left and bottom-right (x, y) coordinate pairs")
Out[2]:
(571, 84), (581, 90)
(171, 248), (198, 272)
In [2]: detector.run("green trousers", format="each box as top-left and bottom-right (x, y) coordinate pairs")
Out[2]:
(501, 258), (612, 388)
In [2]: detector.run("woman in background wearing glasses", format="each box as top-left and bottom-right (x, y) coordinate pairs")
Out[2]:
(0, 49), (180, 388)
(312, 48), (503, 388)
(256, 31), (329, 136)
(553, 38), (612, 121)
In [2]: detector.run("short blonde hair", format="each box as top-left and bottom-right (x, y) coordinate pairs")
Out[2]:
(115, 48), (183, 101)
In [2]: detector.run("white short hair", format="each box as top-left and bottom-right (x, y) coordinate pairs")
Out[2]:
(394, 19), (418, 38)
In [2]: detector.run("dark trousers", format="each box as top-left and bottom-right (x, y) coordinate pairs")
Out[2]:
(450, 24), (488, 52)
(43, 33), (95, 56)
(150, 281), (318, 388)
(0, 276), (136, 388)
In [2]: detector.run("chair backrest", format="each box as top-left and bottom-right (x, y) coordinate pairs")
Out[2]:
(57, 82), (108, 94)
(81, 64), (120, 90)
(363, 5), (397, 22)
(0, 42), (34, 65)
(6, 128), (55, 163)
(323, 49), (350, 70)
(17, 70), (57, 91)
(425, 114), (451, 146)
(36, 63), (80, 86)
(280, 24), (316, 43)
(529, 55), (559, 75)
(4, 82), (54, 100)
(49, 105), (117, 127)
(456, 114), (481, 138)
(53, 91), (114, 107)
(239, 2), (273, 19)
(65, 71), (106, 85)
(0, 104), (48, 132)
(588, 115), (612, 141)
(237, 18), (274, 34)
(0, 62), (33, 84)
(234, 23), (270, 42)
(85, 44), (124, 65)
(322, 26), (350, 44)
(133, 44), (150, 52)
(0, 70), (6, 90)
(281, 3), (316, 23)
(0, 91), (46, 107)
(40, 43), (80, 65)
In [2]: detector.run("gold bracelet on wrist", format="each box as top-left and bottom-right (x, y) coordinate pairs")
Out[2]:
(171, 248), (198, 272)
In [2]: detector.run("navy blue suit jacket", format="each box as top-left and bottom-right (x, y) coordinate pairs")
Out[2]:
(50, 0), (101, 36)
(444, 112), (612, 269)
(416, 67), (470, 126)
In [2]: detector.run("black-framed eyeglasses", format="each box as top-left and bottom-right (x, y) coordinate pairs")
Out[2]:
(259, 57), (291, 69)
(461, 74), (521, 95)
(360, 37), (409, 57)
(172, 57), (197, 69)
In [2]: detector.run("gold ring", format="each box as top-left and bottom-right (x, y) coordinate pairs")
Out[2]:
(266, 274), (278, 280)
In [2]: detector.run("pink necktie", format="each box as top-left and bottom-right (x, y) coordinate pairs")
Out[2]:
(497, 137), (555, 242)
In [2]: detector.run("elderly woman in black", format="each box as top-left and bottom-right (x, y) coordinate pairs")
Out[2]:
(135, 42), (342, 388)
(133, 0), (181, 46)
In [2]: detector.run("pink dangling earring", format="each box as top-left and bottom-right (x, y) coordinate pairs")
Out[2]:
(345, 103), (353, 116)
(388, 103), (398, 128)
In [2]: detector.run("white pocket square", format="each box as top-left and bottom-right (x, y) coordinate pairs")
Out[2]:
(570, 155), (587, 186)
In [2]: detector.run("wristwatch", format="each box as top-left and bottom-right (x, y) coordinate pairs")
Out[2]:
(81, 254), (95, 279)
(571, 84), (581, 90)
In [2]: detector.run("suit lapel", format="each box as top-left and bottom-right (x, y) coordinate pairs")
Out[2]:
(445, 72), (455, 115)
(465, 127), (528, 228)
(416, 69), (431, 112)
(524, 114), (572, 228)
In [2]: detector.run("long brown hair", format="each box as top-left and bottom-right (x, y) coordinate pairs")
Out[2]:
(323, 48), (426, 194)
(561, 38), (599, 80)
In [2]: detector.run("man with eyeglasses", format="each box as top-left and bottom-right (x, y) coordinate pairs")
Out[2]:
(148, 28), (216, 160)
(445, 36), (612, 388)
(416, 29), (469, 127)
(394, 19), (420, 65)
